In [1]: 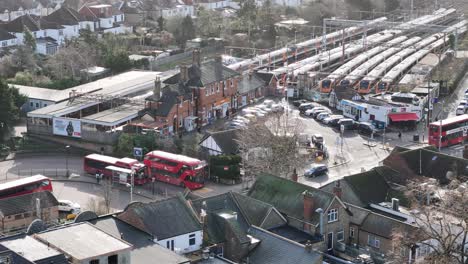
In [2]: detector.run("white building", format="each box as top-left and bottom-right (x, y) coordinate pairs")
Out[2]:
(256, 0), (303, 7)
(79, 4), (132, 33)
(117, 195), (203, 255)
(0, 29), (18, 49)
(196, 0), (232, 10)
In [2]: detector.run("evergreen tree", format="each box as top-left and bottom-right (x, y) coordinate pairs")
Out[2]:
(157, 16), (165, 32)
(0, 80), (26, 140)
(23, 27), (36, 51)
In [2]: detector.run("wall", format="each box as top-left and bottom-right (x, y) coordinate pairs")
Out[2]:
(80, 21), (96, 31)
(198, 0), (231, 10)
(200, 136), (222, 155)
(1, 207), (59, 233)
(79, 250), (131, 264)
(322, 198), (350, 251)
(62, 24), (79, 39)
(198, 77), (239, 125)
(357, 229), (392, 254)
(123, 13), (144, 25)
(24, 99), (55, 112)
(99, 17), (114, 29)
(0, 38), (17, 49)
(156, 231), (203, 254)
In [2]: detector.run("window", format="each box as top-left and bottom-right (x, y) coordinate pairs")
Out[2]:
(108, 255), (118, 264)
(349, 227), (355, 238)
(30, 102), (33, 107)
(36, 103), (39, 108)
(23, 212), (30, 218)
(327, 209), (338, 223)
(189, 234), (196, 246)
(216, 83), (219, 93)
(205, 88), (208, 96)
(44, 104), (47, 107)
(166, 241), (170, 249)
(59, 29), (63, 36)
(89, 260), (99, 264)
(367, 235), (380, 248)
(337, 230), (344, 242)
(2, 41), (6, 47)
(14, 214), (22, 220)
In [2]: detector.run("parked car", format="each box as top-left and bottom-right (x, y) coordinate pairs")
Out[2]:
(304, 164), (328, 178)
(293, 99), (309, 107)
(299, 103), (316, 112)
(306, 107), (327, 117)
(323, 115), (344, 125)
(357, 122), (381, 136)
(271, 104), (285, 112)
(58, 200), (81, 213)
(456, 105), (466, 116)
(317, 112), (331, 122)
(312, 109), (331, 119)
(459, 100), (468, 109)
(234, 116), (250, 124)
(337, 118), (357, 130)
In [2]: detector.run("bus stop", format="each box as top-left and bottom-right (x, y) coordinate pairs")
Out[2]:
(105, 166), (133, 185)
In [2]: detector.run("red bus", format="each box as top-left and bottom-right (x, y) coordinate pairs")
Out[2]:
(428, 114), (468, 148)
(144, 150), (207, 190)
(0, 175), (53, 199)
(83, 154), (148, 185)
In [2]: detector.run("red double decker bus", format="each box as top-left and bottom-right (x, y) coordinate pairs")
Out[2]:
(0, 175), (53, 199)
(144, 151), (207, 190)
(428, 114), (468, 148)
(83, 154), (148, 185)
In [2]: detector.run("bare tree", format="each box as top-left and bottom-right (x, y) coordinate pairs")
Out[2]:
(86, 197), (109, 216)
(390, 179), (468, 264)
(101, 177), (113, 214)
(236, 112), (307, 180)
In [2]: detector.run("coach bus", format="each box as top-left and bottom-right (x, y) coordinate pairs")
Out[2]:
(428, 114), (468, 148)
(0, 175), (53, 199)
(144, 150), (207, 190)
(83, 154), (147, 185)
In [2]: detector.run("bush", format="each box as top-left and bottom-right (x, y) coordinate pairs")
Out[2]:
(210, 155), (242, 180)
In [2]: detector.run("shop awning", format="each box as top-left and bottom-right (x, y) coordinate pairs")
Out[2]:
(388, 112), (419, 122)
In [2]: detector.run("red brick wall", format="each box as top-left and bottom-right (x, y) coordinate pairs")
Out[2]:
(197, 77), (239, 124)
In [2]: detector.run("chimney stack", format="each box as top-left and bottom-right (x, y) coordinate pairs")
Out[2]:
(391, 198), (399, 212)
(291, 168), (298, 182)
(333, 180), (342, 199)
(193, 49), (201, 67)
(154, 76), (161, 101)
(304, 240), (312, 253)
(302, 190), (314, 231)
(180, 64), (189, 83)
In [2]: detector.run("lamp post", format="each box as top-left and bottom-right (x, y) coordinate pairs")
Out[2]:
(65, 145), (70, 177)
(126, 169), (135, 203)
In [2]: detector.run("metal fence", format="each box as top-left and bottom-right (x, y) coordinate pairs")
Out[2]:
(0, 169), (84, 182)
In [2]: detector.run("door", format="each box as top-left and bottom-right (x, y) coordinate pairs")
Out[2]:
(327, 232), (333, 251)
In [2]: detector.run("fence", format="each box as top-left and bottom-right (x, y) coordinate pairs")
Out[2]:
(0, 168), (84, 183)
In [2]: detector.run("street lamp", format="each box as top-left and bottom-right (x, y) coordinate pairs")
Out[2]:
(65, 145), (70, 177)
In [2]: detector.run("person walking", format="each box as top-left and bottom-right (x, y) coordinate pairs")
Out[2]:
(398, 131), (402, 140)
(96, 170), (101, 184)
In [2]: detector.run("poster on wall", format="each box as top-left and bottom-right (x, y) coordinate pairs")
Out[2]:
(53, 118), (81, 138)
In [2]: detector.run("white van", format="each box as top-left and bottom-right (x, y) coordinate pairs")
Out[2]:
(456, 105), (465, 116)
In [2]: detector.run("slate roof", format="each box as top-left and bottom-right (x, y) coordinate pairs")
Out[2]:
(255, 71), (276, 85)
(3, 14), (39, 33)
(383, 146), (468, 183)
(248, 174), (337, 225)
(45, 7), (83, 25)
(190, 192), (286, 244)
(144, 82), (192, 117)
(201, 129), (239, 155)
(90, 216), (190, 264)
(342, 166), (408, 206)
(117, 194), (202, 240)
(247, 226), (322, 264)
(0, 191), (58, 216)
(0, 28), (16, 41)
(360, 211), (418, 239)
(237, 73), (265, 95)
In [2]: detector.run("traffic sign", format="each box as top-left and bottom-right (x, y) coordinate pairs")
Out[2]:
(133, 147), (143, 157)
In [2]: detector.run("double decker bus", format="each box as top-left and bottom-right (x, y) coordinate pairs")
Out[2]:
(83, 154), (147, 185)
(428, 114), (468, 148)
(0, 175), (53, 199)
(144, 150), (207, 190)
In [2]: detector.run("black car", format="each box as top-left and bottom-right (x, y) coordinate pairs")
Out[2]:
(293, 99), (309, 107)
(304, 164), (328, 177)
(357, 122), (381, 136)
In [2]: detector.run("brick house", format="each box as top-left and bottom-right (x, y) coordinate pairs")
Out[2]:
(247, 174), (351, 253)
(135, 50), (271, 135)
(0, 191), (59, 233)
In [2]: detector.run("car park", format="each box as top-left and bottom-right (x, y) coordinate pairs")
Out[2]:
(304, 164), (328, 178)
(357, 122), (381, 136)
(58, 200), (81, 213)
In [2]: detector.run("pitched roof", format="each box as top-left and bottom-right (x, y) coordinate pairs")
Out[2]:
(383, 146), (468, 183)
(190, 192), (286, 244)
(247, 226), (322, 264)
(3, 14), (39, 33)
(237, 73), (265, 95)
(0, 244), (34, 264)
(46, 7), (82, 25)
(342, 166), (403, 206)
(248, 174), (337, 225)
(201, 129), (239, 155)
(0, 191), (58, 216)
(0, 28), (16, 41)
(360, 211), (417, 239)
(117, 195), (202, 240)
(90, 216), (190, 264)
(255, 71), (277, 85)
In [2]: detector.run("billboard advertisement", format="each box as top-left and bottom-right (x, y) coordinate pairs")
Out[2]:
(53, 118), (81, 138)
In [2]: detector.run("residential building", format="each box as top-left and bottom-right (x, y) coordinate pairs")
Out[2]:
(189, 191), (323, 263)
(194, 0), (233, 10)
(34, 222), (133, 264)
(115, 1), (145, 26)
(117, 194), (203, 254)
(247, 174), (351, 253)
(143, 0), (194, 19)
(79, 4), (132, 34)
(0, 1), (60, 22)
(88, 215), (191, 264)
(199, 129), (239, 155)
(0, 191), (59, 233)
(0, 234), (68, 264)
(44, 7), (83, 42)
(0, 14), (45, 46)
(255, 0), (303, 7)
(0, 28), (17, 49)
